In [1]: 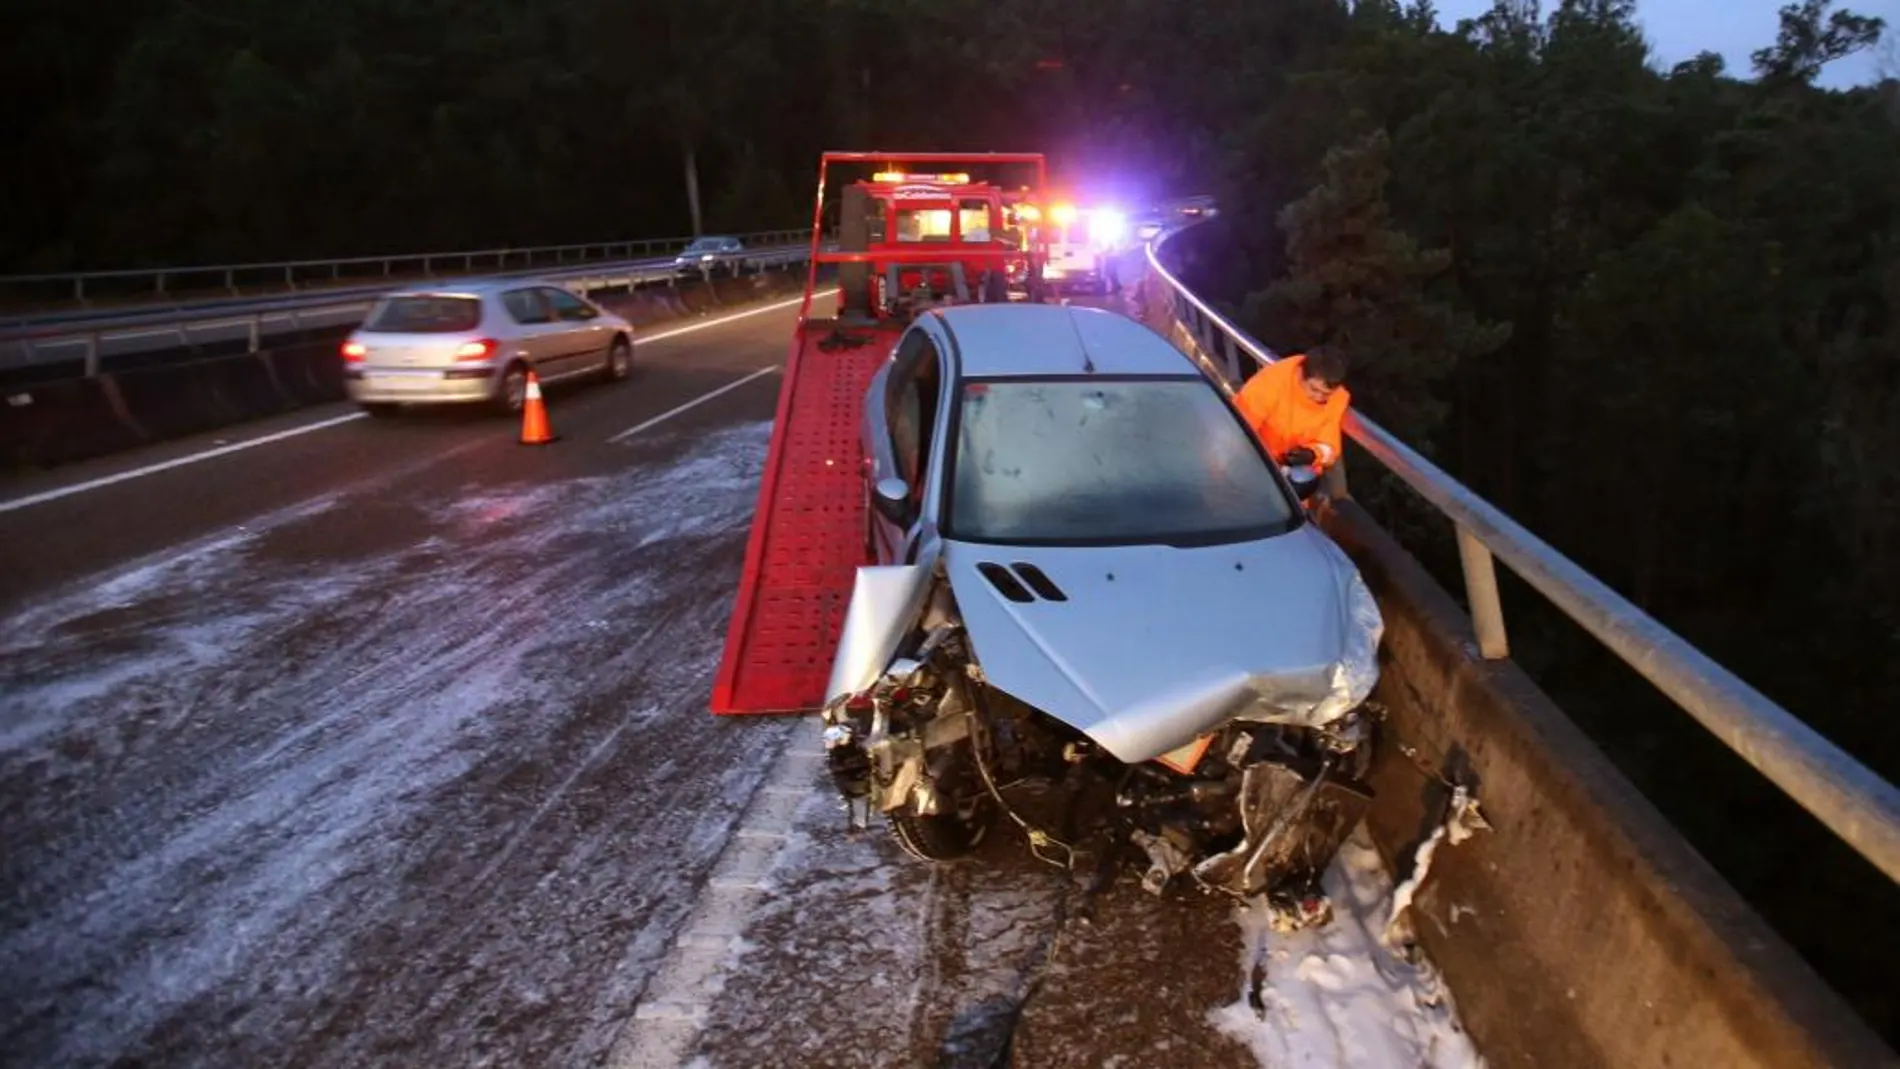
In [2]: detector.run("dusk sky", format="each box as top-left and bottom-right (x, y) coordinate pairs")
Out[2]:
(1428, 0), (1898, 88)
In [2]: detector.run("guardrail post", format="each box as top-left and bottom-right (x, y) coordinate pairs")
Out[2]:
(226, 268), (237, 295)
(1456, 524), (1511, 659)
(156, 272), (167, 297)
(84, 333), (99, 377)
(1322, 461), (1349, 500)
(75, 277), (85, 304)
(1220, 334), (1241, 384)
(248, 316), (261, 353)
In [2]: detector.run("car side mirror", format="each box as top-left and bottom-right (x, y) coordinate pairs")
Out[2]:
(872, 477), (914, 526)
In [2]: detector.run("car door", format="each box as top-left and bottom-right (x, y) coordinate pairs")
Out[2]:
(873, 327), (947, 565)
(499, 287), (560, 371)
(538, 286), (610, 377)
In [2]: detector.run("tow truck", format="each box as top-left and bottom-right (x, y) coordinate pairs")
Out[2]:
(709, 151), (1051, 715)
(833, 162), (1050, 320)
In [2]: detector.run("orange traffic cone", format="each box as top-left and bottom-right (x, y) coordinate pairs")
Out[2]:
(518, 370), (557, 445)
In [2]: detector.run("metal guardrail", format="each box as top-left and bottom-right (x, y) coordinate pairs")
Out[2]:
(1140, 221), (1900, 887)
(1, 243), (821, 377)
(0, 229), (812, 308)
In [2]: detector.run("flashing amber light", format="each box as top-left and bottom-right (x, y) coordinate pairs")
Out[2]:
(1016, 204), (1043, 222)
(871, 171), (971, 185)
(1051, 203), (1078, 227)
(341, 341), (367, 361)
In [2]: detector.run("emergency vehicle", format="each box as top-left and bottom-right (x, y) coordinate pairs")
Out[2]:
(1026, 201), (1130, 295)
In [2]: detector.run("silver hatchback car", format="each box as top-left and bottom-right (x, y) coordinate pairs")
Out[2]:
(342, 279), (634, 415)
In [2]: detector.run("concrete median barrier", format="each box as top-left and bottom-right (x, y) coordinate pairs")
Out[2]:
(677, 278), (727, 313)
(1316, 498), (1891, 1069)
(0, 376), (148, 469)
(264, 342), (347, 406)
(114, 352), (289, 441)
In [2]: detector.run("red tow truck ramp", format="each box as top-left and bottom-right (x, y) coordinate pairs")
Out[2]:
(707, 320), (899, 714)
(709, 151), (1048, 715)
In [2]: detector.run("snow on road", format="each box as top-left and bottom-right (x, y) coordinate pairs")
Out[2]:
(0, 420), (790, 1068)
(1211, 830), (1486, 1068)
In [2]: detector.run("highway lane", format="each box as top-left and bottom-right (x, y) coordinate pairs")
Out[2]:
(0, 298), (804, 1067)
(0, 293), (1478, 1068)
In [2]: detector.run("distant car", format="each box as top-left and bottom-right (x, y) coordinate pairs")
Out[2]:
(673, 236), (748, 276)
(341, 280), (634, 416)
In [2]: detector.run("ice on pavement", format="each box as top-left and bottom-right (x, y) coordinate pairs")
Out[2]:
(0, 420), (784, 1068)
(1211, 828), (1487, 1068)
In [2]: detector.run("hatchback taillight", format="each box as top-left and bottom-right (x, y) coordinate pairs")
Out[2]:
(341, 341), (367, 361)
(455, 338), (499, 361)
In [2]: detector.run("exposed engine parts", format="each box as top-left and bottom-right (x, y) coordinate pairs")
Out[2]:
(819, 599), (1384, 921)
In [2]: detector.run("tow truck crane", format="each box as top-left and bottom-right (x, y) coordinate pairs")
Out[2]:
(709, 151), (1051, 715)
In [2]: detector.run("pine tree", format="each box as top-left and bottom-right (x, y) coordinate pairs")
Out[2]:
(1245, 129), (1510, 454)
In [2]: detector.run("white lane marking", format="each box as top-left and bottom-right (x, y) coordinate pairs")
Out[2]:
(605, 366), (780, 444)
(605, 728), (824, 1069)
(0, 293), (824, 513)
(634, 288), (835, 345)
(0, 413), (368, 514)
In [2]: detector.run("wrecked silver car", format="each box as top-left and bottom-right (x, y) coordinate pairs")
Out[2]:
(821, 303), (1384, 923)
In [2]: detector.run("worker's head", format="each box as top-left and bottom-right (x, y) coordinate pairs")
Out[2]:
(1299, 347), (1347, 405)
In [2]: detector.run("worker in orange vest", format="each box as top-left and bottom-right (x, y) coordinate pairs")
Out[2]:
(1233, 347), (1350, 473)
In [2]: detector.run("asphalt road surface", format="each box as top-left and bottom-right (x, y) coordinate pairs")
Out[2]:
(0, 291), (1479, 1068)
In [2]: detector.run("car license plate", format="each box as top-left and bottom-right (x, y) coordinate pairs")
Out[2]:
(367, 370), (437, 390)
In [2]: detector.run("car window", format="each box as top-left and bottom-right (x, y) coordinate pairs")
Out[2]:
(501, 288), (553, 326)
(541, 287), (595, 321)
(958, 200), (991, 242)
(886, 331), (941, 500)
(946, 377), (1297, 545)
(364, 295), (481, 334)
(897, 209), (953, 243)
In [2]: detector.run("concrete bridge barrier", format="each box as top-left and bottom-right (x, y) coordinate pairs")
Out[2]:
(1319, 498), (1895, 1069)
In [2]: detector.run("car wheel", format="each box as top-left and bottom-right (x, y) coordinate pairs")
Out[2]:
(494, 362), (529, 416)
(605, 336), (632, 381)
(360, 402), (398, 418)
(886, 749), (996, 862)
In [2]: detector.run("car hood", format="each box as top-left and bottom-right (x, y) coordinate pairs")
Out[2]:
(941, 527), (1382, 764)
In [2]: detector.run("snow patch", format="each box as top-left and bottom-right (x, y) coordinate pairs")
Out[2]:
(1210, 828), (1487, 1068)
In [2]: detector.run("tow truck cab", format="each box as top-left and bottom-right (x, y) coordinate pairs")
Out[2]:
(835, 169), (1048, 322)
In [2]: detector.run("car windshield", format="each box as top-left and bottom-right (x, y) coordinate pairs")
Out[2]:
(364, 295), (481, 334)
(946, 377), (1298, 546)
(685, 238), (726, 252)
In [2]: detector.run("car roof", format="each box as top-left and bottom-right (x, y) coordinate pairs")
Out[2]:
(381, 277), (565, 299)
(932, 303), (1199, 380)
